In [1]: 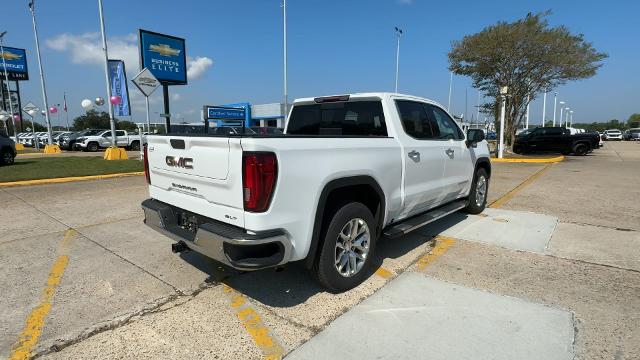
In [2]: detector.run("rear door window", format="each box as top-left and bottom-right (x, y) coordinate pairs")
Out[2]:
(287, 101), (387, 136)
(395, 100), (436, 139)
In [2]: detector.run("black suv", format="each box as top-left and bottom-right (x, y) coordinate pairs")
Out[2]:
(0, 133), (17, 165)
(513, 127), (600, 156)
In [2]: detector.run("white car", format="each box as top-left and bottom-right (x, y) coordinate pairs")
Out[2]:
(604, 129), (623, 141)
(74, 130), (146, 151)
(141, 93), (491, 291)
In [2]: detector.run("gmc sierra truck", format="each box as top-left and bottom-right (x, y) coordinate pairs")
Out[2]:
(141, 93), (491, 291)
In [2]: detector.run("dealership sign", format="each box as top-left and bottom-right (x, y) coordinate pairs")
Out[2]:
(138, 29), (187, 85)
(0, 47), (29, 81)
(131, 68), (160, 97)
(205, 106), (246, 120)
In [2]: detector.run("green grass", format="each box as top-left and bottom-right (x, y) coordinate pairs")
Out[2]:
(0, 157), (143, 183)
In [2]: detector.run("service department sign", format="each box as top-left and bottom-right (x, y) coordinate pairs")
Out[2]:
(138, 29), (187, 85)
(0, 47), (29, 81)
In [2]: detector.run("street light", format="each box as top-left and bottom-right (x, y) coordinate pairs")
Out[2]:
(553, 92), (558, 127)
(0, 31), (19, 144)
(569, 110), (574, 128)
(541, 92), (547, 125)
(394, 27), (403, 93)
(565, 107), (570, 128)
(498, 86), (508, 159)
(447, 72), (453, 112)
(28, 1), (56, 152)
(559, 101), (565, 127)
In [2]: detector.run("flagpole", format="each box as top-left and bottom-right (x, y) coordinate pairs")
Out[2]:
(64, 92), (70, 131)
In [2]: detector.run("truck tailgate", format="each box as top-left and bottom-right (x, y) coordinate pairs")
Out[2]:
(146, 136), (245, 227)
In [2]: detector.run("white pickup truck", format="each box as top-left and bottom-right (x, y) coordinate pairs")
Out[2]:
(74, 129), (145, 151)
(141, 93), (490, 291)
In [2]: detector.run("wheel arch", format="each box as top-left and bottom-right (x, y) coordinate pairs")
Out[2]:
(475, 156), (491, 178)
(304, 176), (386, 269)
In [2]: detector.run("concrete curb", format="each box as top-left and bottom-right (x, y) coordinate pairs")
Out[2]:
(491, 155), (565, 163)
(0, 172), (144, 188)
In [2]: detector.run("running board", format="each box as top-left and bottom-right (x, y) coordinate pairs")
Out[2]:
(383, 199), (467, 238)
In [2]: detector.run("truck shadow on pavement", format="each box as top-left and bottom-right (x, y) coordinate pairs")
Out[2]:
(178, 213), (471, 308)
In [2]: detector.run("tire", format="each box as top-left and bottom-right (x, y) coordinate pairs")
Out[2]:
(87, 142), (99, 152)
(463, 168), (489, 214)
(312, 202), (377, 292)
(0, 148), (15, 166)
(512, 145), (523, 154)
(572, 143), (588, 156)
(130, 141), (140, 151)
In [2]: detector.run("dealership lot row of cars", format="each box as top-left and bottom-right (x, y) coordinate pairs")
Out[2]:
(15, 129), (146, 151)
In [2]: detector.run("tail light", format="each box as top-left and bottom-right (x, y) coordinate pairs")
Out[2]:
(143, 144), (151, 184)
(243, 152), (278, 212)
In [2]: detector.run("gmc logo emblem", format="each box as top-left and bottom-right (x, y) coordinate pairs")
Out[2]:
(166, 156), (194, 169)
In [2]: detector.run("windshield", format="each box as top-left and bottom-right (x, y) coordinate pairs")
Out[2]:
(83, 129), (104, 136)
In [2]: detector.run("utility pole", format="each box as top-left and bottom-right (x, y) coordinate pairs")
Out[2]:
(394, 27), (403, 93)
(98, 0), (117, 148)
(447, 72), (453, 112)
(525, 94), (530, 129)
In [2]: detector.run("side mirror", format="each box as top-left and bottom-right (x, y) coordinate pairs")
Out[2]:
(466, 129), (485, 147)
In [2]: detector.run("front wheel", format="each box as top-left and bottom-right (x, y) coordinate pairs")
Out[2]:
(572, 143), (588, 156)
(0, 149), (15, 165)
(130, 141), (140, 151)
(463, 168), (489, 214)
(313, 202), (377, 292)
(87, 142), (99, 152)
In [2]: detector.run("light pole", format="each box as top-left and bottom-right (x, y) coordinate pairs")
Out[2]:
(552, 92), (557, 127)
(28, 1), (55, 151)
(394, 27), (403, 93)
(559, 101), (565, 127)
(0, 31), (18, 144)
(541, 92), (547, 126)
(569, 110), (574, 128)
(97, 0), (118, 157)
(525, 94), (530, 129)
(447, 72), (453, 112)
(565, 107), (570, 127)
(282, 0), (288, 127)
(498, 86), (508, 159)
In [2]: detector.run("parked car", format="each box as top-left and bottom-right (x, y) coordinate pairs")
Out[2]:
(603, 129), (623, 141)
(141, 92), (491, 291)
(0, 133), (17, 165)
(74, 129), (145, 151)
(623, 128), (640, 141)
(59, 129), (104, 150)
(513, 127), (600, 155)
(485, 131), (497, 140)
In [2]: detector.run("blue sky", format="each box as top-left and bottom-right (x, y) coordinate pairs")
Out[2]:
(2, 0), (639, 127)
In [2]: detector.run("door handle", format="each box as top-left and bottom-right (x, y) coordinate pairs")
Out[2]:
(408, 150), (420, 161)
(445, 148), (455, 156)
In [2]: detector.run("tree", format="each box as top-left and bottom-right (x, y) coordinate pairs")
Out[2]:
(71, 110), (136, 131)
(449, 11), (607, 146)
(628, 113), (640, 128)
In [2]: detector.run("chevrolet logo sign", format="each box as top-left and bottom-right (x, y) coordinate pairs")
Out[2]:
(0, 52), (22, 61)
(149, 44), (181, 57)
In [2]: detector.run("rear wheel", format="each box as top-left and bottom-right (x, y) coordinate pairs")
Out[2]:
(572, 143), (589, 156)
(87, 142), (99, 152)
(0, 149), (15, 165)
(313, 202), (377, 292)
(512, 145), (524, 154)
(463, 168), (489, 214)
(130, 141), (140, 151)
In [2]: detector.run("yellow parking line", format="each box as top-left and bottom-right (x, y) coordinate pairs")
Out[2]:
(0, 172), (144, 188)
(9, 229), (77, 360)
(489, 163), (553, 209)
(416, 236), (457, 271)
(374, 267), (394, 279)
(223, 284), (284, 360)
(490, 156), (564, 163)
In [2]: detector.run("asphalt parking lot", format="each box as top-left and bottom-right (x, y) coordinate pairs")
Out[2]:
(1, 141), (639, 360)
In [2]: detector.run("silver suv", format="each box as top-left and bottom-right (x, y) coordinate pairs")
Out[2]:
(0, 133), (17, 166)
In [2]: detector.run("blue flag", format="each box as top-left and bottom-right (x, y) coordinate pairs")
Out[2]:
(108, 60), (131, 116)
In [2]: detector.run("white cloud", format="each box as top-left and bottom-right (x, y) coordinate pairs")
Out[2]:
(187, 57), (213, 80)
(171, 93), (181, 101)
(397, 0), (413, 4)
(46, 32), (213, 81)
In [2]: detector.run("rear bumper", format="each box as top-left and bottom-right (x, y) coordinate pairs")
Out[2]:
(141, 198), (292, 270)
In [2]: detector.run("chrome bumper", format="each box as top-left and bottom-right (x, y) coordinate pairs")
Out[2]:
(141, 199), (292, 270)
